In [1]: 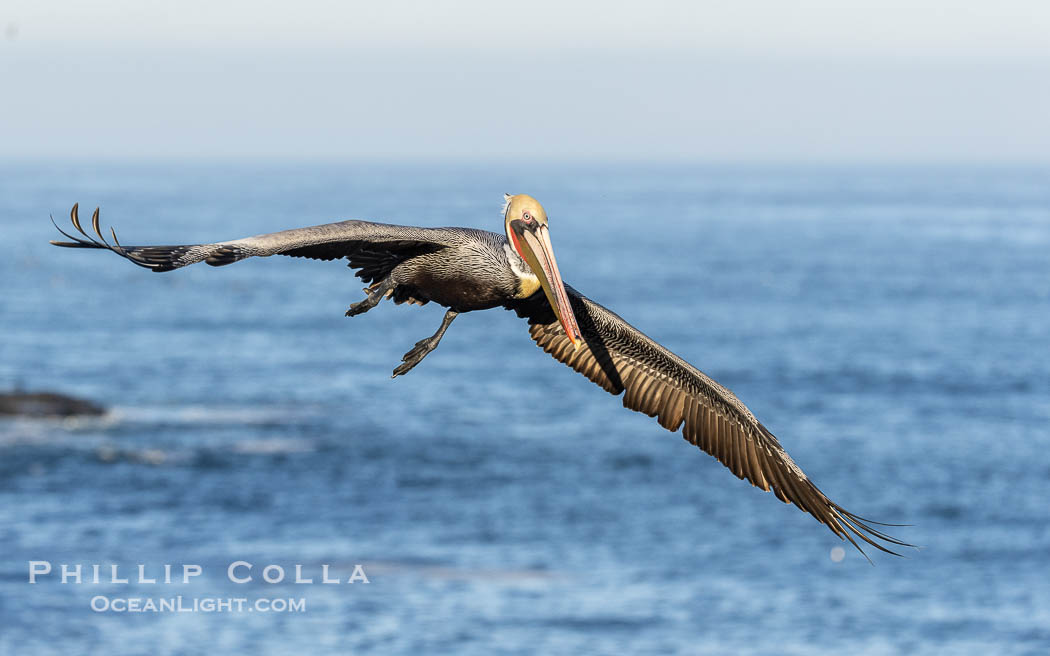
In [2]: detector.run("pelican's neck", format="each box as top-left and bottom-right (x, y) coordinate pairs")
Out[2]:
(503, 242), (540, 299)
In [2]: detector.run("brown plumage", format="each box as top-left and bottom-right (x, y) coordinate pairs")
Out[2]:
(511, 287), (911, 559)
(50, 199), (912, 560)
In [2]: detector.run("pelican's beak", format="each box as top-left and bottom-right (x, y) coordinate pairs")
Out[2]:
(514, 222), (584, 349)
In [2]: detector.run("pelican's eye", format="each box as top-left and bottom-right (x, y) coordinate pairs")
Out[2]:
(522, 212), (533, 224)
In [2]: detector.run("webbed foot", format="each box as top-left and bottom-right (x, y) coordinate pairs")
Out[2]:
(346, 278), (394, 317)
(390, 309), (459, 378)
(392, 337), (441, 377)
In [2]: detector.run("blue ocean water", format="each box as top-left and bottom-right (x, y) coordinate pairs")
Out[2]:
(1, 161), (1048, 655)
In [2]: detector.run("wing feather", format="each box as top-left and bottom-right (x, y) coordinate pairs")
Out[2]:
(49, 204), (465, 278)
(512, 285), (912, 559)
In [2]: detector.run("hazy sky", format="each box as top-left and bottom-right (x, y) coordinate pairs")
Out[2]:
(3, 1), (1049, 162)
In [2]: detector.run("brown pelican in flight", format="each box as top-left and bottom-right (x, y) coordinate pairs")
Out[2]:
(51, 195), (910, 559)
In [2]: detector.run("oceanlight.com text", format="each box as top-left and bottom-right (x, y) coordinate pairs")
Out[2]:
(90, 595), (306, 613)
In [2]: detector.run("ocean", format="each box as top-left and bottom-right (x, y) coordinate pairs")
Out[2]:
(1, 161), (1048, 654)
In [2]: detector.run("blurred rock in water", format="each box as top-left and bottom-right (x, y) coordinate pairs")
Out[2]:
(0, 391), (105, 417)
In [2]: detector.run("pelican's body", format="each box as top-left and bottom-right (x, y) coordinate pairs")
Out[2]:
(344, 227), (532, 311)
(51, 195), (910, 558)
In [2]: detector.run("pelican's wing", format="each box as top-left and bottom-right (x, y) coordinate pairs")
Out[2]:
(510, 285), (911, 559)
(49, 203), (465, 283)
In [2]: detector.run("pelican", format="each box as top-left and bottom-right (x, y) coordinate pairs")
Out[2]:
(51, 195), (910, 559)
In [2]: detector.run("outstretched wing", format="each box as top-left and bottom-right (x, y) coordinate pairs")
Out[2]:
(510, 286), (911, 559)
(49, 203), (459, 283)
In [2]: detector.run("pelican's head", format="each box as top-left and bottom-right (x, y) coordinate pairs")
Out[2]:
(503, 193), (583, 348)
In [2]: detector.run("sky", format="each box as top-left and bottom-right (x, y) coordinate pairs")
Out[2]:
(2, 0), (1049, 162)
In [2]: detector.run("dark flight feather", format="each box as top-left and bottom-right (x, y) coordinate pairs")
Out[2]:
(510, 286), (912, 561)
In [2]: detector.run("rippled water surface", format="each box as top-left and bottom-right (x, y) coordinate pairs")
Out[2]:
(2, 162), (1049, 654)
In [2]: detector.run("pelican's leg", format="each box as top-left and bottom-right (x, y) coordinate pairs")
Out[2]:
(392, 309), (459, 378)
(346, 277), (395, 317)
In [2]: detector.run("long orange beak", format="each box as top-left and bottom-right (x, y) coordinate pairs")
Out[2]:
(516, 223), (583, 349)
